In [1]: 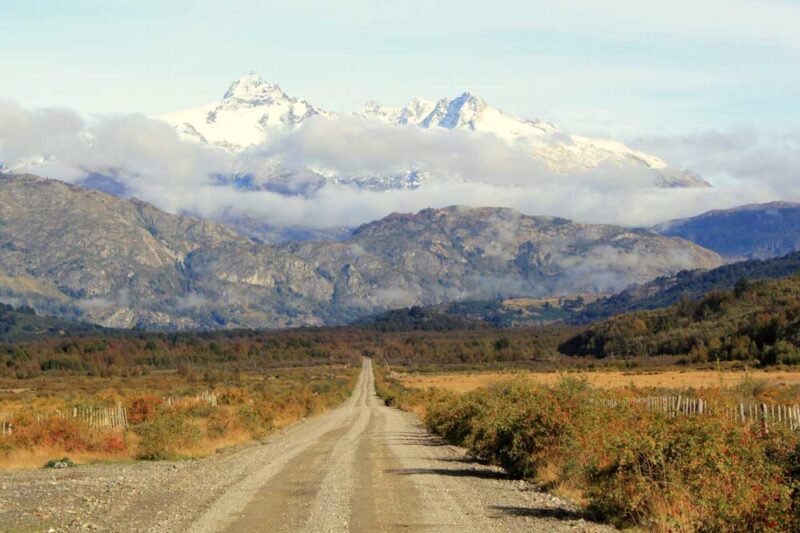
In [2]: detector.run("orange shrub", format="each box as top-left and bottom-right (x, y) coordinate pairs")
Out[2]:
(99, 433), (127, 453)
(7, 415), (97, 452)
(127, 395), (163, 424)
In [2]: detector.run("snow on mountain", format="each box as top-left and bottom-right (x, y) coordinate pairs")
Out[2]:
(159, 74), (709, 189)
(359, 92), (703, 182)
(360, 92), (558, 141)
(160, 73), (331, 151)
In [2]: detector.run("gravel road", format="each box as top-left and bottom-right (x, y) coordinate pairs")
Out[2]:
(0, 359), (613, 532)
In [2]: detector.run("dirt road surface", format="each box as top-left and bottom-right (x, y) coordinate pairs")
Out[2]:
(0, 359), (613, 532)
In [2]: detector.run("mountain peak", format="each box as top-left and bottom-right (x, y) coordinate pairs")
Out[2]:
(454, 91), (483, 103)
(222, 73), (286, 104)
(362, 99), (383, 113)
(433, 92), (488, 130)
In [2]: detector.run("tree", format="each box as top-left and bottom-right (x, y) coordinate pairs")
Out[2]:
(734, 277), (750, 298)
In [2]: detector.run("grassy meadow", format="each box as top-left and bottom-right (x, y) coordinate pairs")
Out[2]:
(398, 367), (800, 396)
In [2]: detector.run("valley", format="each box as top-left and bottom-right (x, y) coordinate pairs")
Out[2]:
(3, 3), (800, 532)
(3, 262), (800, 529)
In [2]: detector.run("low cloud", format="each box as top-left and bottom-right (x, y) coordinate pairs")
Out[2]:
(0, 100), (797, 232)
(76, 290), (130, 312)
(631, 129), (800, 200)
(175, 293), (211, 310)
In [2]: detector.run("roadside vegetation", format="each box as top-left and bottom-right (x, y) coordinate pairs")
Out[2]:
(376, 367), (800, 531)
(0, 365), (358, 469)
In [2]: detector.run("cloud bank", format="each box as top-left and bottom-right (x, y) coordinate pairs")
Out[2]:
(0, 100), (797, 232)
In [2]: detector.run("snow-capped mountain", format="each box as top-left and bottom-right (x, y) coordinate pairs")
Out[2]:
(359, 92), (558, 141)
(160, 73), (709, 189)
(160, 73), (331, 151)
(360, 92), (706, 185)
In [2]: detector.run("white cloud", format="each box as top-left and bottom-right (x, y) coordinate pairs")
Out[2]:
(631, 129), (800, 199)
(0, 100), (797, 234)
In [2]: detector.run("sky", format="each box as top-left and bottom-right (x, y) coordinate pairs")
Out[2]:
(1, 0), (799, 137)
(0, 0), (799, 231)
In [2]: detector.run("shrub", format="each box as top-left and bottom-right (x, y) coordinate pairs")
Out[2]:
(422, 377), (799, 530)
(99, 433), (127, 453)
(207, 407), (236, 438)
(0, 440), (12, 457)
(237, 402), (274, 438)
(43, 457), (76, 468)
(425, 391), (486, 446)
(8, 415), (96, 452)
(134, 412), (202, 460)
(588, 415), (793, 530)
(127, 395), (163, 425)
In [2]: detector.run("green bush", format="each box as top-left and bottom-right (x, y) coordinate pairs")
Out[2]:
(425, 391), (486, 446)
(237, 402), (274, 438)
(134, 412), (202, 460)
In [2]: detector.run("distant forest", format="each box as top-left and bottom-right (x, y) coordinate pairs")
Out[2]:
(561, 274), (800, 364)
(4, 253), (800, 378)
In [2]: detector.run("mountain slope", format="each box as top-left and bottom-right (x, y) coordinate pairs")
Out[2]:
(0, 173), (331, 329)
(0, 174), (723, 330)
(654, 202), (800, 259)
(575, 251), (800, 323)
(279, 206), (722, 318)
(559, 271), (800, 365)
(359, 92), (708, 187)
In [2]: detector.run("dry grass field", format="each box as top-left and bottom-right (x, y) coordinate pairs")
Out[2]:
(0, 365), (359, 470)
(398, 368), (800, 393)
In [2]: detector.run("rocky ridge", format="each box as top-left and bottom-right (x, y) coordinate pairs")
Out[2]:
(0, 174), (722, 329)
(655, 202), (800, 259)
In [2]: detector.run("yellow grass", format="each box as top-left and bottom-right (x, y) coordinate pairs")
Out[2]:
(399, 369), (800, 393)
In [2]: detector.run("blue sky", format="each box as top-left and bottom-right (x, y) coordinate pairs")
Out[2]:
(1, 0), (799, 138)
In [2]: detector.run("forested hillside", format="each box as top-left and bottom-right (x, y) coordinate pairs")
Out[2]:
(560, 274), (800, 364)
(575, 251), (800, 323)
(0, 303), (108, 342)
